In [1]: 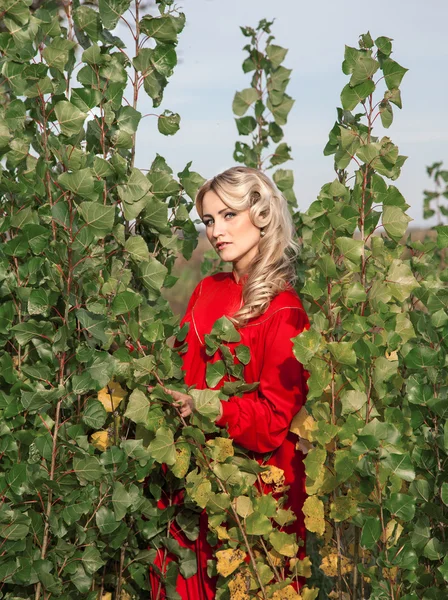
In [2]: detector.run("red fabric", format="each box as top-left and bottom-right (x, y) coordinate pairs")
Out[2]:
(151, 272), (309, 598)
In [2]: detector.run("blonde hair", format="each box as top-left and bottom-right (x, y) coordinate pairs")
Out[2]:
(196, 166), (298, 326)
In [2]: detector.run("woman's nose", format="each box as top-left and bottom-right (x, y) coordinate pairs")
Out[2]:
(212, 221), (226, 238)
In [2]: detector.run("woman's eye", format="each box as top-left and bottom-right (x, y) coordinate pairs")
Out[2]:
(203, 219), (213, 227)
(225, 212), (236, 219)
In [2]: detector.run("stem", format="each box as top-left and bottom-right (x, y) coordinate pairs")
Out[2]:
(352, 526), (359, 600)
(336, 522), (343, 600)
(34, 398), (63, 600)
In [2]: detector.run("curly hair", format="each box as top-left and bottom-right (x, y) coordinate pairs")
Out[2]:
(195, 166), (298, 326)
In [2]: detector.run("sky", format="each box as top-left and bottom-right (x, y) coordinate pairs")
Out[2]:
(126, 0), (448, 228)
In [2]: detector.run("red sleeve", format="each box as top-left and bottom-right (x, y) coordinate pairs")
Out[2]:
(215, 306), (309, 453)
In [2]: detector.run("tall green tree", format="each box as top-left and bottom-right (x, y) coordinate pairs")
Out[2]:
(232, 19), (297, 210)
(0, 1), (204, 597)
(293, 32), (448, 600)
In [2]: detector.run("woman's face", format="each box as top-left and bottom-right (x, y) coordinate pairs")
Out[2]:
(201, 190), (261, 275)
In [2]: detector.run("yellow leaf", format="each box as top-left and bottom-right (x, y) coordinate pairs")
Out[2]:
(100, 594), (112, 600)
(267, 548), (285, 568)
(386, 350), (398, 361)
(272, 584), (302, 599)
(90, 430), (111, 451)
(121, 593), (131, 600)
(206, 437), (234, 461)
(290, 556), (312, 578)
(301, 587), (319, 600)
(228, 571), (250, 600)
(216, 548), (246, 577)
(214, 525), (230, 540)
(303, 495), (325, 536)
(320, 551), (353, 577)
(98, 379), (127, 412)
(290, 407), (317, 442)
(260, 465), (286, 492)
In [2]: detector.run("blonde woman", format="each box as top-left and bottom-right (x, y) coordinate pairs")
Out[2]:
(151, 166), (309, 599)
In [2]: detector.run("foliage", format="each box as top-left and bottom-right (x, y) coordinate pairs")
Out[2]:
(0, 1), (205, 597)
(232, 19), (297, 211)
(0, 4), (314, 599)
(292, 32), (448, 600)
(423, 162), (448, 225)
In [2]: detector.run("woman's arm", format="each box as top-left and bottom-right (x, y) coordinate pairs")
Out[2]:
(215, 306), (309, 453)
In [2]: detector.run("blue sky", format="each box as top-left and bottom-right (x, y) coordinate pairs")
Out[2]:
(127, 0), (448, 228)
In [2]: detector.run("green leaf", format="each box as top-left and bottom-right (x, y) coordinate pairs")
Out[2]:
(190, 389), (221, 420)
(73, 456), (105, 482)
(149, 426), (176, 465)
(205, 360), (225, 388)
(112, 481), (132, 520)
(140, 15), (179, 42)
(28, 289), (49, 315)
(382, 58), (408, 90)
(404, 346), (439, 369)
(96, 506), (120, 534)
(54, 101), (86, 137)
(350, 55), (379, 86)
(79, 202), (115, 237)
(74, 6), (102, 42)
(186, 469), (212, 508)
(158, 110), (180, 136)
(117, 168), (151, 203)
(82, 546), (105, 575)
(341, 390), (367, 415)
(125, 236), (150, 262)
(112, 290), (142, 315)
(292, 328), (321, 365)
(124, 389), (150, 426)
(379, 100), (393, 129)
(382, 453), (415, 482)
(11, 320), (53, 346)
(382, 205), (412, 241)
(273, 169), (294, 192)
(269, 531), (298, 557)
(340, 79), (375, 111)
(387, 260), (419, 302)
(245, 511), (272, 535)
(210, 316), (241, 343)
(235, 345), (251, 365)
(435, 225), (448, 249)
(385, 493), (415, 522)
(335, 237), (364, 263)
(266, 44), (288, 68)
(267, 94), (294, 126)
(235, 116), (257, 135)
(83, 399), (107, 429)
(232, 88), (259, 116)
(139, 258), (168, 292)
(6, 464), (27, 495)
(98, 0), (131, 30)
(304, 448), (326, 480)
(328, 342), (357, 366)
(58, 169), (95, 198)
(42, 38), (76, 72)
(441, 483), (448, 506)
(361, 516), (381, 549)
(150, 43), (177, 77)
(375, 36), (392, 56)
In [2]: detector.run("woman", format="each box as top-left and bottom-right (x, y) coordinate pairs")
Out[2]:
(151, 166), (309, 599)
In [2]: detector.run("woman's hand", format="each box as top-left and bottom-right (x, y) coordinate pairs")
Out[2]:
(148, 386), (194, 418)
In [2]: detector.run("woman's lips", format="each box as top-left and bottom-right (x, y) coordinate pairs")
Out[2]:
(216, 242), (231, 251)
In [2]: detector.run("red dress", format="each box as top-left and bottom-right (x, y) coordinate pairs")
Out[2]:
(151, 272), (309, 599)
